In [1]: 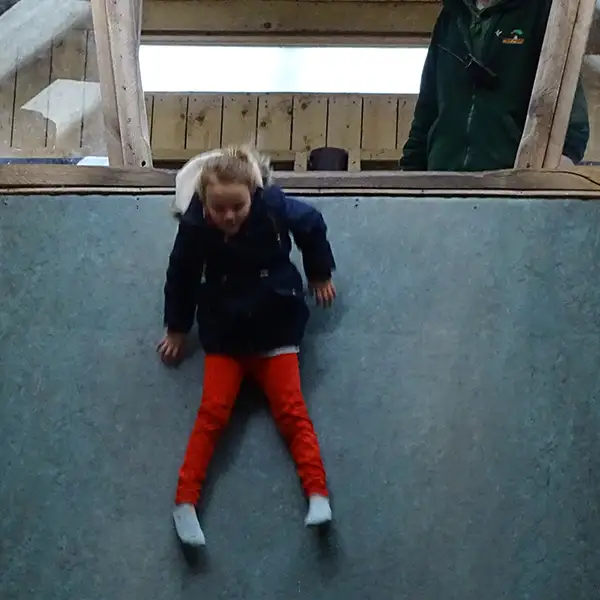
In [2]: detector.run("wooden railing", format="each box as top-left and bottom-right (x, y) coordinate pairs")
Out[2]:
(2, 29), (600, 168)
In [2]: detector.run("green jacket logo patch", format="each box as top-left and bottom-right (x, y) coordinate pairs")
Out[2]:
(501, 29), (525, 44)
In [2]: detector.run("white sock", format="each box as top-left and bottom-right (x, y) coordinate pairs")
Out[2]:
(304, 494), (332, 527)
(173, 503), (206, 546)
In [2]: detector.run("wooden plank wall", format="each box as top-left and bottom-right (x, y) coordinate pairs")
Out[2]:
(0, 29), (105, 159)
(146, 92), (417, 169)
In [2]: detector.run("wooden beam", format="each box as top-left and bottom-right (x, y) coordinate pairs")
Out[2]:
(129, 0), (153, 166)
(585, 2), (600, 53)
(141, 33), (432, 46)
(0, 0), (91, 85)
(141, 0), (440, 37)
(0, 164), (172, 187)
(91, 0), (122, 164)
(280, 167), (600, 193)
(8, 187), (600, 198)
(91, 0), (152, 167)
(546, 0), (596, 166)
(515, 0), (595, 169)
(582, 53), (600, 84)
(106, 0), (152, 166)
(2, 165), (600, 195)
(137, 0), (600, 52)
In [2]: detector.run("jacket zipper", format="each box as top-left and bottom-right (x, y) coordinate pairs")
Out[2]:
(461, 4), (503, 169)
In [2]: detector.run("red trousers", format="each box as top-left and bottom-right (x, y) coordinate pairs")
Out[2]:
(175, 352), (328, 505)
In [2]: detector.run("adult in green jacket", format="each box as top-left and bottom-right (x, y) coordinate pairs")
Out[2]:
(399, 0), (590, 171)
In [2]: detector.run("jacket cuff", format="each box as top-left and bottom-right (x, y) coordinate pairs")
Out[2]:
(163, 313), (194, 334)
(304, 249), (336, 282)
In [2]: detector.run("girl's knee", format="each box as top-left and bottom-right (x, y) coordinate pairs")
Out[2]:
(272, 397), (314, 434)
(196, 396), (233, 430)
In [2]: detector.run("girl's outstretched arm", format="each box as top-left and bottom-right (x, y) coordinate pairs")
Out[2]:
(163, 222), (202, 333)
(265, 186), (336, 283)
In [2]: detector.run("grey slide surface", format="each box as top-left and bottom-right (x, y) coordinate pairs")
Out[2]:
(1, 193), (599, 599)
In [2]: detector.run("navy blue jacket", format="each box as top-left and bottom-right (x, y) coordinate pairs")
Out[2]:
(163, 185), (336, 355)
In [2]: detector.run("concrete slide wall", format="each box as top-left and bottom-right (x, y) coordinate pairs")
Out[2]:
(1, 194), (599, 599)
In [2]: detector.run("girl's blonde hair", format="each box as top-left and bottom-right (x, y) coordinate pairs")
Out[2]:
(172, 145), (272, 216)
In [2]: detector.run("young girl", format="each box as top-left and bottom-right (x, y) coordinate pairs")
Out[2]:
(157, 146), (337, 547)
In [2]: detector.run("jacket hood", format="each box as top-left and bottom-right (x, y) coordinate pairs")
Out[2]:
(172, 148), (273, 217)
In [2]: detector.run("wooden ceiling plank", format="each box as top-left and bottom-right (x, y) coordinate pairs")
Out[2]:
(142, 0), (441, 36)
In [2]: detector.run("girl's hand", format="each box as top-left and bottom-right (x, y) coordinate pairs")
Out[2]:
(157, 331), (186, 364)
(309, 279), (336, 308)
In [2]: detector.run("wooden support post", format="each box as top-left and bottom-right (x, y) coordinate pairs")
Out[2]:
(515, 0), (596, 169)
(91, 0), (152, 167)
(91, 0), (122, 164)
(129, 0), (152, 166)
(546, 0), (596, 166)
(585, 1), (600, 54)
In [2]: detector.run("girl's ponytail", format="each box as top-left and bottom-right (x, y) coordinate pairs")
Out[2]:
(172, 149), (221, 217)
(228, 144), (272, 189)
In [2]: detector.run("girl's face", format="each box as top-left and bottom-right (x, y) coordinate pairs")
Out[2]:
(204, 179), (252, 235)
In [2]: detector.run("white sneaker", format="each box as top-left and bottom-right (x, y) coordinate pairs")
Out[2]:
(173, 503), (206, 546)
(304, 494), (332, 527)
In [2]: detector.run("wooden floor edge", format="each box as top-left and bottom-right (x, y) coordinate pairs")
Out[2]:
(2, 165), (600, 192)
(3, 187), (600, 199)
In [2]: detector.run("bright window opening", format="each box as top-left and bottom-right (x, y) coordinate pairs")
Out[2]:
(139, 45), (428, 94)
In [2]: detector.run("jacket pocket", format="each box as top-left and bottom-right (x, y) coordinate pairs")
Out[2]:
(266, 263), (305, 298)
